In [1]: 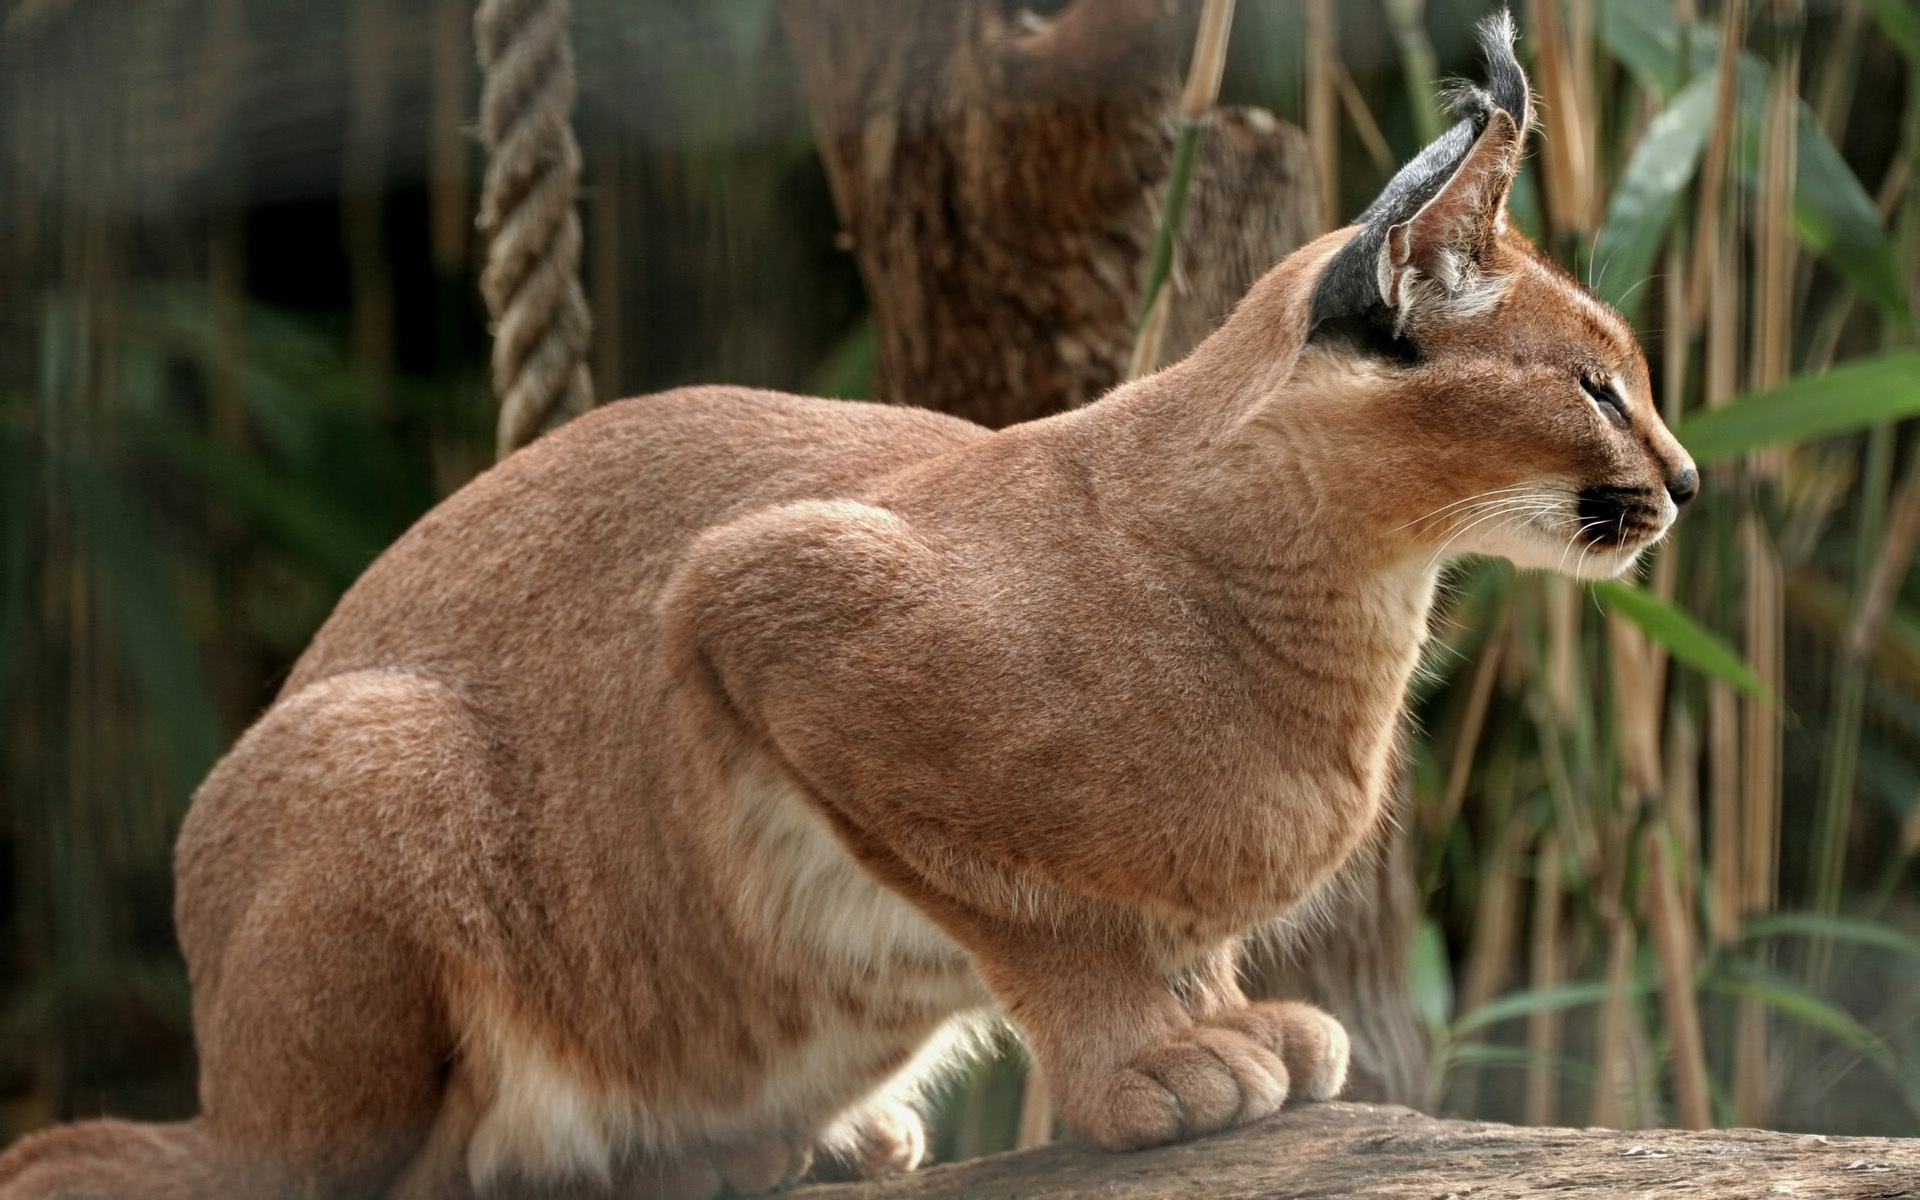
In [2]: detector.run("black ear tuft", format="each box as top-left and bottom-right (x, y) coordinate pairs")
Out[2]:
(1308, 9), (1532, 341)
(1475, 11), (1531, 141)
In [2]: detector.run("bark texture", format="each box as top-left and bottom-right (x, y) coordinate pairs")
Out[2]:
(778, 0), (1315, 423)
(779, 0), (1428, 1107)
(794, 1103), (1920, 1200)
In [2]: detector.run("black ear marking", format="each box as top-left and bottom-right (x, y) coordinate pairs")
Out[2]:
(1309, 11), (1532, 343)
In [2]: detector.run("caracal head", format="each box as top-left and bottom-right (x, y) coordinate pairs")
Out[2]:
(1301, 11), (1696, 581)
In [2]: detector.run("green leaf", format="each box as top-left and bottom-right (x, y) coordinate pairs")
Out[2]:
(134, 420), (386, 589)
(1742, 912), (1920, 968)
(1790, 101), (1912, 322)
(1592, 71), (1719, 322)
(1675, 351), (1920, 464)
(1864, 0), (1920, 63)
(1592, 579), (1768, 700)
(1411, 919), (1455, 1033)
(1451, 980), (1616, 1037)
(61, 451), (224, 795)
(1443, 1042), (1599, 1084)
(1598, 0), (1717, 97)
(1703, 965), (1895, 1070)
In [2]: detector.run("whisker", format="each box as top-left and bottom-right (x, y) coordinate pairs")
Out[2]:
(1390, 484), (1541, 534)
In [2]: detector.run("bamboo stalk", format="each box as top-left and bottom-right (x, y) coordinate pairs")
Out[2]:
(1380, 0), (1442, 143)
(1523, 830), (1565, 1126)
(1664, 706), (1702, 913)
(1736, 514), (1783, 1126)
(1606, 613), (1663, 800)
(1438, 619), (1508, 836)
(1461, 809), (1529, 1017)
(1305, 0), (1338, 230)
(1014, 1065), (1053, 1150)
(1810, 427), (1896, 988)
(1687, 0), (1746, 331)
(1334, 63), (1395, 176)
(1543, 577), (1579, 733)
(1731, 28), (1797, 1125)
(1590, 882), (1642, 1129)
(1645, 827), (1713, 1130)
(1524, 0), (1595, 243)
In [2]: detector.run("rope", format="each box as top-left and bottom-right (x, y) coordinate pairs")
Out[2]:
(474, 0), (594, 459)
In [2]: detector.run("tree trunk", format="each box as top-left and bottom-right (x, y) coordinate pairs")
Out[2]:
(778, 0), (1428, 1107)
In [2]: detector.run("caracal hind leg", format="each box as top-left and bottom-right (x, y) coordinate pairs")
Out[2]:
(0, 1118), (225, 1199)
(180, 671), (486, 1196)
(191, 843), (450, 1195)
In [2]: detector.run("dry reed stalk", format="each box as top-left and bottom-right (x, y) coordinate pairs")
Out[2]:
(1703, 224), (1742, 411)
(430, 0), (471, 276)
(1015, 1067), (1053, 1150)
(1461, 810), (1530, 1017)
(1607, 614), (1663, 799)
(1730, 35), (1798, 1125)
(1590, 880), (1643, 1129)
(1702, 32), (1745, 956)
(1737, 516), (1784, 1125)
(1644, 827), (1713, 1130)
(1662, 243), (1691, 425)
(1664, 706), (1703, 909)
(1687, 0), (1746, 330)
(1567, 0), (1595, 187)
(1126, 288), (1176, 381)
(1523, 830), (1565, 1127)
(1543, 577), (1579, 731)
(1335, 64), (1396, 176)
(1849, 437), (1920, 662)
(1305, 0), (1338, 230)
(1438, 621), (1509, 836)
(1809, 1), (1865, 168)
(1523, 0), (1592, 242)
(1748, 42), (1798, 459)
(1127, 0), (1236, 376)
(1381, 0), (1442, 143)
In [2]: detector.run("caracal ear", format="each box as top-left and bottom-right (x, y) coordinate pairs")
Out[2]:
(1309, 11), (1532, 349)
(1377, 109), (1519, 314)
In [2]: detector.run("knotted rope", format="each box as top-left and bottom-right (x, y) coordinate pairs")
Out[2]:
(475, 0), (595, 459)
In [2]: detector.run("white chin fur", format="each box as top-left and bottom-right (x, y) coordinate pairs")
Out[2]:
(1453, 497), (1666, 580)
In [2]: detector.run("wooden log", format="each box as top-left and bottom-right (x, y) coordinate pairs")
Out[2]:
(796, 1103), (1920, 1199)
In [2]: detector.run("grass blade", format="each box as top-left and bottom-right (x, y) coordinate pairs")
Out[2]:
(1675, 350), (1920, 463)
(1592, 579), (1768, 700)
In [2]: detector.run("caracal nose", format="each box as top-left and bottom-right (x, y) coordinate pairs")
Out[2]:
(1668, 464), (1699, 507)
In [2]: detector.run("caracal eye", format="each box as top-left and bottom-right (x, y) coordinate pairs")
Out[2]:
(1580, 374), (1629, 427)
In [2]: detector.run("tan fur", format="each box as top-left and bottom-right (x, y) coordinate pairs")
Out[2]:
(0, 57), (1693, 1200)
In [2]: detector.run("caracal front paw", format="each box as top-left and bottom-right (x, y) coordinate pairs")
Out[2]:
(1068, 1003), (1350, 1152)
(1209, 999), (1350, 1102)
